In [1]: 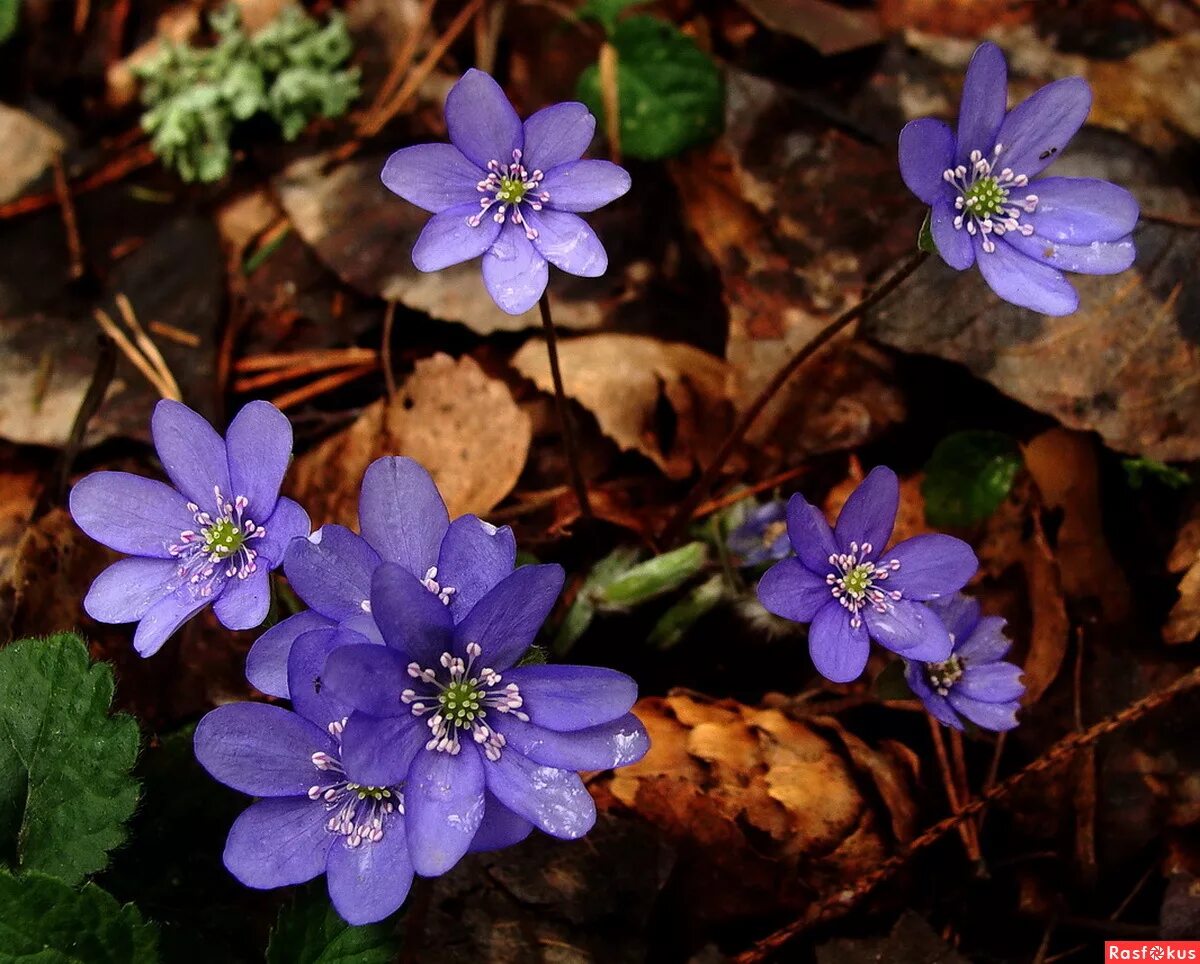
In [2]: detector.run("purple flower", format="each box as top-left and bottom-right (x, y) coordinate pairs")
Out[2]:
(245, 456), (517, 699)
(382, 69), (631, 315)
(903, 593), (1024, 731)
(727, 500), (791, 567)
(69, 400), (309, 657)
(756, 466), (978, 684)
(318, 562), (649, 877)
(898, 41), (1138, 316)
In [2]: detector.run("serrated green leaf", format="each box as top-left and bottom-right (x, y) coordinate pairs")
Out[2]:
(0, 0), (19, 44)
(0, 634), (139, 885)
(576, 0), (649, 36)
(1122, 456), (1192, 491)
(602, 542), (708, 607)
(577, 16), (723, 160)
(917, 210), (936, 254)
(266, 885), (399, 964)
(648, 574), (725, 649)
(0, 870), (158, 963)
(921, 431), (1023, 528)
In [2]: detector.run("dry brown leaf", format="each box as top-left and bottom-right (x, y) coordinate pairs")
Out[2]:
(594, 692), (917, 924)
(1166, 505), (1200, 645)
(0, 105), (66, 205)
(510, 333), (732, 480)
(0, 447), (43, 636)
(290, 353), (531, 525)
(735, 0), (882, 56)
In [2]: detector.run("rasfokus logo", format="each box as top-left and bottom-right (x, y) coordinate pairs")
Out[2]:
(1106, 943), (1200, 960)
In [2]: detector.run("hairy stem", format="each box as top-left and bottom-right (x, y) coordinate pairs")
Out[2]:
(538, 291), (593, 518)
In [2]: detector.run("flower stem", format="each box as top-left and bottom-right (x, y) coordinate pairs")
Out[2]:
(538, 291), (593, 518)
(658, 249), (929, 547)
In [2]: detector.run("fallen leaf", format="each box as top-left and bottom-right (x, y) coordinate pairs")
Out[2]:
(0, 104), (66, 205)
(289, 353), (531, 523)
(0, 446), (43, 636)
(816, 910), (970, 964)
(1166, 504), (1200, 645)
(735, 0), (881, 56)
(510, 333), (732, 480)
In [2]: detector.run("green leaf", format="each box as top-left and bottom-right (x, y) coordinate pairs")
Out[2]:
(602, 542), (708, 608)
(0, 634), (139, 885)
(1122, 456), (1192, 491)
(921, 431), (1023, 528)
(0, 0), (18, 44)
(647, 575), (725, 650)
(576, 0), (649, 36)
(577, 16), (723, 160)
(266, 885), (399, 964)
(553, 547), (640, 655)
(917, 210), (936, 254)
(0, 870), (158, 963)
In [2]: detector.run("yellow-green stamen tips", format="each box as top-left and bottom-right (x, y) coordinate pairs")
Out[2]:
(963, 176), (1008, 218)
(203, 517), (245, 558)
(439, 680), (484, 726)
(927, 654), (966, 696)
(496, 177), (528, 204)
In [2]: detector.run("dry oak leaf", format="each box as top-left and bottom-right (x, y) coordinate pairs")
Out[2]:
(510, 334), (732, 480)
(591, 692), (917, 924)
(289, 353), (531, 525)
(1165, 505), (1200, 645)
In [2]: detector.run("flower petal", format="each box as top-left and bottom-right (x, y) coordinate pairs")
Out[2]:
(785, 493), (838, 575)
(223, 797), (333, 889)
(975, 235), (1079, 315)
(884, 534), (978, 600)
(322, 642), (411, 719)
(481, 220), (549, 315)
(898, 118), (955, 206)
(70, 472), (195, 558)
(381, 143), (484, 214)
(903, 661), (963, 730)
(453, 564), (564, 670)
(83, 557), (180, 623)
(808, 601), (870, 683)
(151, 399), (231, 509)
(194, 703), (335, 797)
(435, 515), (516, 622)
(225, 401), (292, 521)
(359, 457), (449, 576)
(955, 41), (1008, 164)
(1000, 230), (1136, 276)
(957, 662), (1025, 702)
(521, 102), (595, 171)
(212, 568), (271, 631)
(469, 793), (533, 852)
(1025, 177), (1139, 243)
(834, 465), (898, 558)
(412, 203), (503, 272)
(132, 589), (210, 657)
(445, 69), (524, 171)
(757, 558), (831, 624)
(326, 818), (413, 925)
(288, 627), (371, 727)
(995, 76), (1092, 179)
(254, 497), (310, 569)
(370, 562), (454, 664)
(246, 610), (335, 698)
(526, 208), (608, 277)
(283, 525), (381, 622)
(865, 599), (952, 661)
(484, 750), (596, 840)
(405, 745), (486, 876)
(495, 713), (648, 771)
(931, 195), (975, 270)
(955, 615), (1011, 663)
(502, 664), (637, 731)
(340, 713), (426, 789)
(926, 593), (982, 645)
(947, 693), (1020, 731)
(539, 159), (631, 213)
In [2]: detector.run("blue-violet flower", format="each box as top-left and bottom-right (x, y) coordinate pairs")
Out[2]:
(899, 41), (1139, 315)
(756, 466), (978, 683)
(70, 400), (309, 656)
(381, 68), (631, 315)
(904, 593), (1025, 731)
(727, 500), (791, 567)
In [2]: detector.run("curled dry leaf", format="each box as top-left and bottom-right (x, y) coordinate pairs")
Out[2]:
(289, 353), (531, 523)
(510, 333), (732, 480)
(1165, 505), (1200, 645)
(591, 692), (918, 924)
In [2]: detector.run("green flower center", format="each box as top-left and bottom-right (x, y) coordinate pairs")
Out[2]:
(203, 518), (246, 559)
(344, 782), (395, 802)
(963, 176), (1008, 219)
(439, 680), (485, 728)
(496, 176), (528, 204)
(841, 564), (874, 599)
(927, 655), (965, 695)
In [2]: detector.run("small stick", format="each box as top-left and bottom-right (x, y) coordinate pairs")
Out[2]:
(0, 141), (155, 221)
(51, 154), (85, 279)
(367, 0), (437, 121)
(382, 301), (398, 400)
(537, 291), (592, 518)
(233, 353), (380, 392)
(598, 42), (622, 164)
(46, 335), (117, 512)
(115, 293), (182, 400)
(149, 320), (201, 348)
(235, 348), (379, 372)
(660, 250), (929, 547)
(692, 464), (809, 520)
(73, 0), (90, 34)
(270, 364), (378, 411)
(92, 307), (178, 400)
